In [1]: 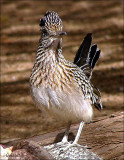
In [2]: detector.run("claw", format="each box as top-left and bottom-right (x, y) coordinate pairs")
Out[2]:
(59, 142), (87, 155)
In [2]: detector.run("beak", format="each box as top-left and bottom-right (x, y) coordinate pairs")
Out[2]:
(57, 31), (67, 36)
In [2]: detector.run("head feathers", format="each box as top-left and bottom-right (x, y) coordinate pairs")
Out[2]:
(40, 11), (63, 35)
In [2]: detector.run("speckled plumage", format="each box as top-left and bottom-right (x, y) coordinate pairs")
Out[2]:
(30, 11), (102, 124)
(30, 12), (102, 147)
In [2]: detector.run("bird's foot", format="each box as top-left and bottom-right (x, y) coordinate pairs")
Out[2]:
(44, 140), (69, 151)
(59, 142), (87, 154)
(53, 135), (69, 147)
(55, 140), (69, 147)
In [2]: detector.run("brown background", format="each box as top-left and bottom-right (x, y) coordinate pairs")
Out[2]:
(1, 1), (123, 143)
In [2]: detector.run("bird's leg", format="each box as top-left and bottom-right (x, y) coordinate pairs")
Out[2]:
(61, 121), (71, 143)
(60, 121), (85, 153)
(73, 121), (84, 144)
(46, 122), (71, 150)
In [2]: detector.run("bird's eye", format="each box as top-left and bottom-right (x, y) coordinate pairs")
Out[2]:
(39, 19), (45, 27)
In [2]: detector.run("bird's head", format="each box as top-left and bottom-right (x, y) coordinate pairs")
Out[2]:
(40, 11), (66, 41)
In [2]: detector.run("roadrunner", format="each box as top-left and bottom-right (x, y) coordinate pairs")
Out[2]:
(30, 11), (102, 150)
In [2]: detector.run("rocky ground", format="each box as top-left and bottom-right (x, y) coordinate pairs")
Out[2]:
(1, 1), (123, 142)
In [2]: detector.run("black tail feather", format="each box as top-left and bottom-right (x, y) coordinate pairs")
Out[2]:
(74, 33), (101, 78)
(74, 33), (92, 67)
(89, 44), (97, 66)
(91, 50), (101, 69)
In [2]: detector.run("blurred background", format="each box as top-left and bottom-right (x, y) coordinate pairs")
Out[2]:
(1, 1), (123, 143)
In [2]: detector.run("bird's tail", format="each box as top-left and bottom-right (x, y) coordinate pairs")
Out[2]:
(74, 33), (101, 79)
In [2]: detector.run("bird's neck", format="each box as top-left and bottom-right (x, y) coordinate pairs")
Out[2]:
(31, 37), (64, 73)
(37, 36), (64, 61)
(30, 37), (65, 86)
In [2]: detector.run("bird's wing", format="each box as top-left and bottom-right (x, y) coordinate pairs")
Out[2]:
(92, 86), (102, 111)
(72, 67), (102, 111)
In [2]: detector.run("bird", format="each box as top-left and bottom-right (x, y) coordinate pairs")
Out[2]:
(30, 11), (102, 151)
